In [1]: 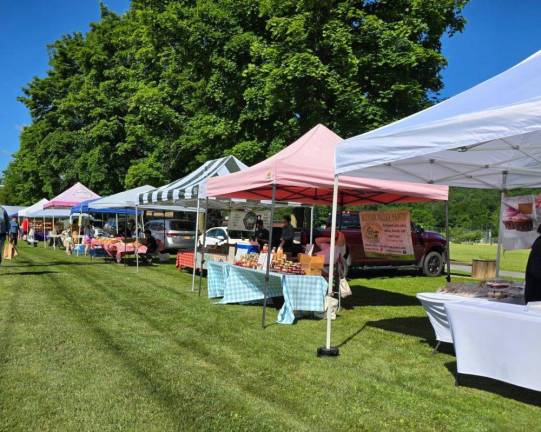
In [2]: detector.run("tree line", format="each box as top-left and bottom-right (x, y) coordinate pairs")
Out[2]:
(1, 0), (474, 230)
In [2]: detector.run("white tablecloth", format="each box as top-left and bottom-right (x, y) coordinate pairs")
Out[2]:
(446, 301), (541, 391)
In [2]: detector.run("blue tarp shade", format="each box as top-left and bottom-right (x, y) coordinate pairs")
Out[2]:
(70, 199), (136, 215)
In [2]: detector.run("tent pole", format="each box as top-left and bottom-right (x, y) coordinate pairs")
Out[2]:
(309, 206), (314, 244)
(262, 183), (276, 329)
(318, 175), (339, 357)
(115, 214), (119, 236)
(198, 198), (209, 297)
(43, 216), (46, 248)
(124, 211), (128, 267)
(52, 215), (55, 250)
(495, 171), (508, 278)
(135, 205), (139, 272)
(445, 200), (451, 282)
(191, 198), (201, 292)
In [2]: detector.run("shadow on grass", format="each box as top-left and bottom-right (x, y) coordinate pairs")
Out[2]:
(444, 362), (541, 406)
(4, 262), (107, 268)
(342, 285), (419, 309)
(366, 316), (433, 340)
(1, 271), (60, 276)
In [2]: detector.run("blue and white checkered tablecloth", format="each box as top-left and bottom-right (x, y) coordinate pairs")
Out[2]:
(277, 275), (328, 324)
(220, 265), (282, 304)
(207, 261), (230, 298)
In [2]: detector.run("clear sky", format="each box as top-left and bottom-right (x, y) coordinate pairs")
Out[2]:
(1, 0), (541, 174)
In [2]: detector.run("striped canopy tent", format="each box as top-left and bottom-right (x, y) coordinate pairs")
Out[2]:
(138, 156), (250, 291)
(138, 156), (248, 207)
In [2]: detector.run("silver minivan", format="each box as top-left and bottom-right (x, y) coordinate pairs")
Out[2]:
(144, 219), (196, 251)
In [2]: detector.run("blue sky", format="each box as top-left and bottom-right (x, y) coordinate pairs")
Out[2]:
(1, 0), (541, 174)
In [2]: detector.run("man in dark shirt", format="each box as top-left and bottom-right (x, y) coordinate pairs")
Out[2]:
(525, 224), (541, 303)
(279, 215), (295, 253)
(142, 229), (158, 263)
(253, 219), (269, 251)
(0, 207), (9, 266)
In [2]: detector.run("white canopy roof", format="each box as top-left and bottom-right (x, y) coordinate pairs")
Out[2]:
(335, 50), (541, 190)
(92, 185), (156, 209)
(18, 198), (49, 217)
(92, 185), (196, 212)
(26, 208), (71, 218)
(1, 205), (27, 217)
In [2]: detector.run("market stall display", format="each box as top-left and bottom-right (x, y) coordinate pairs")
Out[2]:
(207, 124), (448, 331)
(438, 280), (524, 303)
(207, 259), (328, 324)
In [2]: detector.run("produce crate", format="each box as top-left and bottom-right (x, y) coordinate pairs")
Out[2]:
(176, 251), (195, 270)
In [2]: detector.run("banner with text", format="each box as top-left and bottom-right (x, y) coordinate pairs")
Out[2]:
(502, 194), (540, 250)
(228, 209), (272, 232)
(359, 210), (414, 260)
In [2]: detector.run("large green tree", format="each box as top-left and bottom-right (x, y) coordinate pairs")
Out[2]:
(2, 0), (467, 206)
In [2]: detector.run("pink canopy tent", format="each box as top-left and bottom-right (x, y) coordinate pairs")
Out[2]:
(207, 124), (448, 329)
(207, 124), (448, 205)
(43, 182), (100, 209)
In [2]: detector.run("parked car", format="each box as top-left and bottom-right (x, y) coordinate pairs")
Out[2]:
(313, 212), (447, 276)
(144, 219), (196, 251)
(200, 227), (253, 247)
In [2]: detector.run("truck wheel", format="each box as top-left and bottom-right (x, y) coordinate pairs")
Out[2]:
(422, 251), (444, 277)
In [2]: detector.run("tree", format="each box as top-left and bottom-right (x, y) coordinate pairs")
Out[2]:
(2, 0), (468, 207)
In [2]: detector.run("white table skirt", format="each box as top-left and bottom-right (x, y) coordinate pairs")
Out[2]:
(446, 301), (541, 391)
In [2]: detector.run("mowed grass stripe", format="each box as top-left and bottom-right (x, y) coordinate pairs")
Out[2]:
(1, 244), (540, 431)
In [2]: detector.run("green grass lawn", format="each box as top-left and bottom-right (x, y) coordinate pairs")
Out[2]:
(451, 243), (529, 273)
(0, 244), (539, 431)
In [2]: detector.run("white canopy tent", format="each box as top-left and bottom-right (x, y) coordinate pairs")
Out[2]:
(321, 50), (541, 357)
(18, 199), (49, 217)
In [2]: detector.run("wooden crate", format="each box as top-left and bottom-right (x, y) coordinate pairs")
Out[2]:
(471, 259), (496, 280)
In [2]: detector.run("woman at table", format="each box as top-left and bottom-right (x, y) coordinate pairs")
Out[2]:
(83, 224), (94, 256)
(525, 224), (541, 303)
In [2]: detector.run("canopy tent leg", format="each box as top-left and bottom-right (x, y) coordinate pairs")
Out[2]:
(124, 211), (128, 267)
(191, 198), (201, 292)
(445, 200), (451, 282)
(52, 215), (55, 250)
(135, 205), (139, 272)
(318, 175), (339, 357)
(43, 216), (46, 248)
(495, 172), (508, 279)
(309, 206), (314, 244)
(198, 198), (209, 297)
(115, 214), (119, 236)
(262, 183), (276, 329)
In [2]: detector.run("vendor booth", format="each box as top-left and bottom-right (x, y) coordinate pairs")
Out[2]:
(207, 124), (448, 327)
(139, 155), (272, 291)
(332, 51), (541, 381)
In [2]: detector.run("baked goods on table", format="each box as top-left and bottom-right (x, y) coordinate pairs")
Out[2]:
(438, 280), (524, 301)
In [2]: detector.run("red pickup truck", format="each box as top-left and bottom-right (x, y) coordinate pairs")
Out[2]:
(312, 212), (447, 276)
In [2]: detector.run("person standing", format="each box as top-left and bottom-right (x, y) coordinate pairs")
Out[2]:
(525, 224), (541, 303)
(279, 215), (295, 253)
(21, 218), (29, 238)
(0, 207), (9, 266)
(9, 217), (19, 247)
(253, 219), (269, 251)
